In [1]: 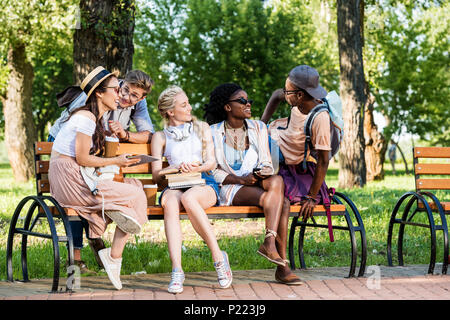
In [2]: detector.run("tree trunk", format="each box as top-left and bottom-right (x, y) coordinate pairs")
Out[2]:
(364, 90), (386, 181)
(1, 43), (37, 182)
(337, 0), (367, 188)
(73, 0), (136, 84)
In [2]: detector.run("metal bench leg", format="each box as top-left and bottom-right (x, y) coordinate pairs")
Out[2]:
(387, 192), (415, 267)
(343, 212), (357, 278)
(419, 191), (448, 275)
(298, 224), (307, 269)
(43, 196), (75, 291)
(397, 207), (414, 267)
(388, 192), (437, 274)
(6, 196), (69, 293)
(388, 192), (417, 266)
(288, 216), (298, 270)
(333, 192), (364, 277)
(404, 196), (436, 274)
(20, 208), (34, 283)
(38, 199), (62, 293)
(6, 196), (39, 283)
(335, 192), (367, 277)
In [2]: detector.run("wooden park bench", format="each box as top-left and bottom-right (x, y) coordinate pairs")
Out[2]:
(6, 141), (367, 292)
(387, 147), (450, 274)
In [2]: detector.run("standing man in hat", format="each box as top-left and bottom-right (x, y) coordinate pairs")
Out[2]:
(261, 65), (332, 235)
(48, 69), (155, 274)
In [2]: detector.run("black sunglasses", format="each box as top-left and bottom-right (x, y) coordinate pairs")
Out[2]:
(283, 88), (302, 95)
(228, 97), (253, 105)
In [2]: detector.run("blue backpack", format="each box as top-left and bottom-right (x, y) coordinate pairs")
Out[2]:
(302, 90), (344, 171)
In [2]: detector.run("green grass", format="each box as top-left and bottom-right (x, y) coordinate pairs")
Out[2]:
(0, 161), (449, 281)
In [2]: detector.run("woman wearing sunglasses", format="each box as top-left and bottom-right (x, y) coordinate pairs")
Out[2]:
(204, 83), (303, 285)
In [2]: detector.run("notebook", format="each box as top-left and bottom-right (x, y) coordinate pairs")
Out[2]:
(165, 172), (206, 189)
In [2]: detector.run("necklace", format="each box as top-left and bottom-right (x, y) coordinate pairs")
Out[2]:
(224, 121), (248, 162)
(224, 121), (247, 150)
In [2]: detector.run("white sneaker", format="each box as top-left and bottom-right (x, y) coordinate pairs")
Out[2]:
(214, 251), (232, 289)
(104, 210), (142, 234)
(98, 248), (122, 290)
(168, 268), (185, 294)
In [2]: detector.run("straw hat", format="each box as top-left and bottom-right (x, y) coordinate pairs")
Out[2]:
(80, 66), (119, 100)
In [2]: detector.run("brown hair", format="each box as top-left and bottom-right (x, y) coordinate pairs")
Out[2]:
(124, 70), (154, 95)
(67, 76), (117, 156)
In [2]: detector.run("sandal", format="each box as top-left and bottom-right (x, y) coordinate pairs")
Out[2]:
(257, 229), (286, 267)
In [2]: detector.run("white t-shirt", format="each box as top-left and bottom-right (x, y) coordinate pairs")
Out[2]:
(52, 114), (96, 157)
(163, 123), (202, 166)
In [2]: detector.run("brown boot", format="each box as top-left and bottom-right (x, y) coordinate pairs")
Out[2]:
(89, 238), (106, 268)
(66, 260), (97, 275)
(257, 229), (285, 266)
(275, 265), (304, 285)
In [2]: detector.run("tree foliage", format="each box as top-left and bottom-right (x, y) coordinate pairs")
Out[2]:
(364, 0), (450, 143)
(0, 0), (75, 140)
(134, 0), (339, 130)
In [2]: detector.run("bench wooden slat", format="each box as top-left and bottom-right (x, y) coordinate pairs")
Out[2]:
(49, 204), (347, 217)
(38, 178), (160, 194)
(116, 143), (151, 155)
(121, 163), (152, 174)
(418, 201), (450, 213)
(36, 161), (49, 174)
(147, 204), (346, 215)
(416, 179), (450, 190)
(35, 142), (53, 155)
(35, 142), (153, 157)
(415, 163), (450, 175)
(37, 180), (50, 193)
(414, 147), (450, 158)
(36, 160), (152, 175)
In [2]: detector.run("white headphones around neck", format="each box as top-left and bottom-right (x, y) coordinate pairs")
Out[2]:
(165, 121), (193, 141)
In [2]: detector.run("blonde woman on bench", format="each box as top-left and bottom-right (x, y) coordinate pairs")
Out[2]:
(151, 85), (232, 294)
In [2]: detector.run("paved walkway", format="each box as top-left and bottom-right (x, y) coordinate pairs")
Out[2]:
(1, 264), (450, 301)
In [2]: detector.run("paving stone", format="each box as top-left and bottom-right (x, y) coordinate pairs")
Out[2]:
(2, 264), (450, 300)
(250, 282), (280, 300)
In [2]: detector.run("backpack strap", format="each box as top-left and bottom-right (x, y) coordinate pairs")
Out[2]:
(277, 115), (291, 130)
(320, 186), (336, 242)
(302, 104), (329, 171)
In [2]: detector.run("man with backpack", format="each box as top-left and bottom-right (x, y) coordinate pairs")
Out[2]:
(48, 69), (155, 274)
(261, 65), (340, 241)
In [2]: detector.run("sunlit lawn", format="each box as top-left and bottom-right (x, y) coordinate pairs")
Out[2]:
(0, 161), (448, 281)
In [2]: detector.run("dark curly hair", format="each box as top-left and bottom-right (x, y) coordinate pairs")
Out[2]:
(203, 83), (242, 125)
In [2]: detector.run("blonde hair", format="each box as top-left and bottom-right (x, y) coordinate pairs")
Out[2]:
(157, 85), (207, 161)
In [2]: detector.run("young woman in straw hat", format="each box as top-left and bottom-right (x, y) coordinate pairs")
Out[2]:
(48, 66), (147, 290)
(151, 85), (232, 294)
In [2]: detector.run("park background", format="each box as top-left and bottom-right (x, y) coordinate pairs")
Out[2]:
(0, 0), (448, 280)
